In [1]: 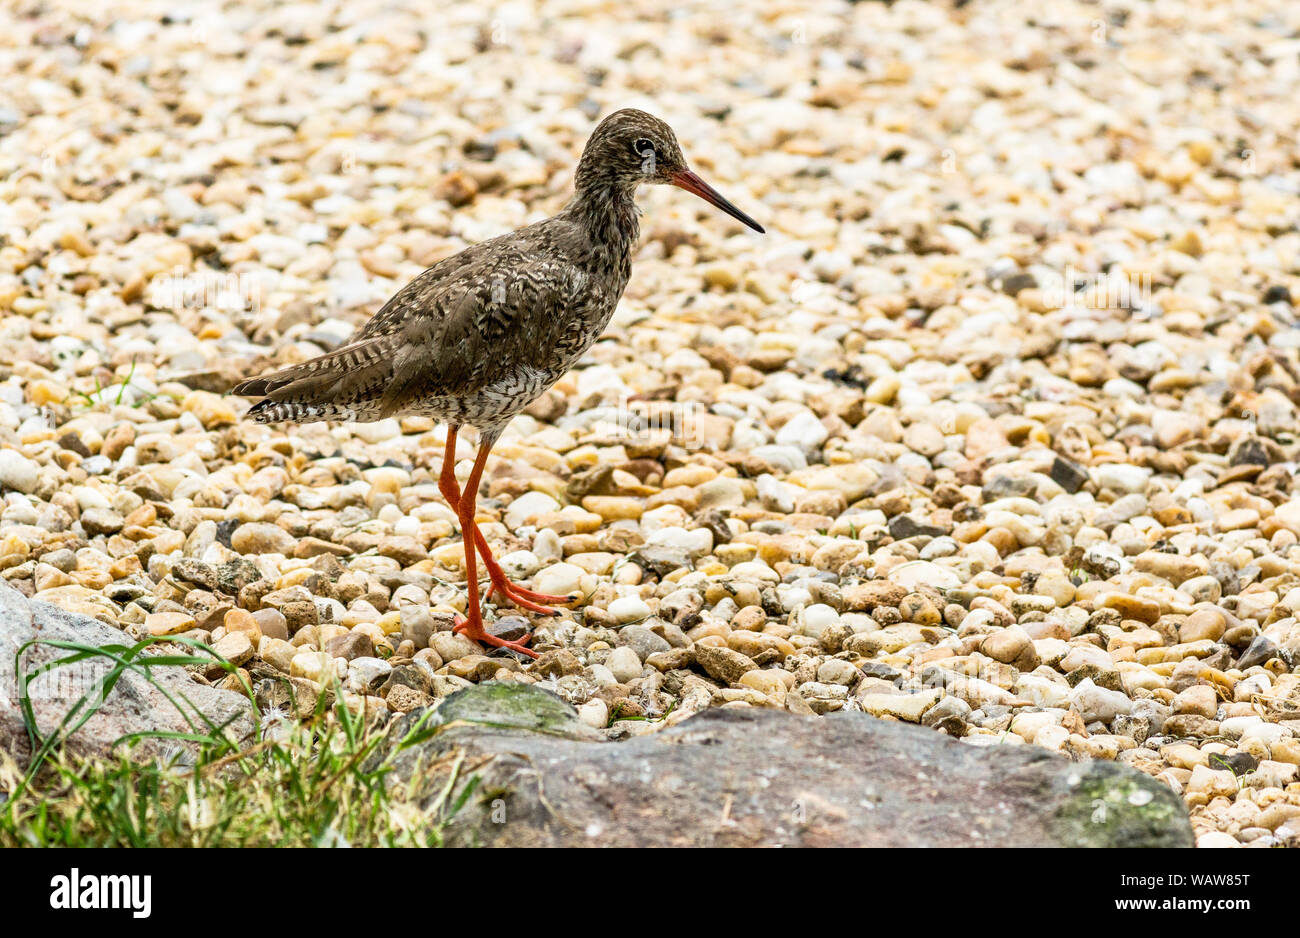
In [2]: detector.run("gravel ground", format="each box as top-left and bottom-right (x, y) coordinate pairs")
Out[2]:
(3, 0), (1300, 848)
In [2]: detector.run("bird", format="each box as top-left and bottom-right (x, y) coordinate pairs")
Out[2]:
(234, 109), (765, 658)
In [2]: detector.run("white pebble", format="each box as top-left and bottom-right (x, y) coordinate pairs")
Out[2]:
(605, 646), (643, 683)
(608, 596), (651, 623)
(0, 449), (40, 494)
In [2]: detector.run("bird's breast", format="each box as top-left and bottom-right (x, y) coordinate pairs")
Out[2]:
(544, 263), (629, 362)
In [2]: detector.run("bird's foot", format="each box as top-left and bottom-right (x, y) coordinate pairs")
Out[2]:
(486, 577), (573, 616)
(453, 614), (539, 659)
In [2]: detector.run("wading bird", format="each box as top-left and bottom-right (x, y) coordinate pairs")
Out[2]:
(236, 109), (764, 657)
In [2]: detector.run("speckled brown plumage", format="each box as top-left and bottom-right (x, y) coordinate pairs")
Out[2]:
(234, 108), (763, 656)
(236, 109), (761, 441)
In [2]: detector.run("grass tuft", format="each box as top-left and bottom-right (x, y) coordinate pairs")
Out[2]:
(1, 634), (449, 847)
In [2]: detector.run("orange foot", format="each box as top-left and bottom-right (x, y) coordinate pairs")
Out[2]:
(453, 614), (539, 659)
(486, 576), (573, 616)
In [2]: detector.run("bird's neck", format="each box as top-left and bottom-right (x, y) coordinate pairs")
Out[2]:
(567, 180), (640, 261)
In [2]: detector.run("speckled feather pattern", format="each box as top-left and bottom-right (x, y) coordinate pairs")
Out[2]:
(235, 110), (690, 438)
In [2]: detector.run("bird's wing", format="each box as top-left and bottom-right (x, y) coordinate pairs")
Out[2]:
(235, 232), (581, 418)
(355, 238), (495, 341)
(373, 245), (579, 416)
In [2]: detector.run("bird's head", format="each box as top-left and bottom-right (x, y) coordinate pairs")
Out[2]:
(575, 108), (764, 233)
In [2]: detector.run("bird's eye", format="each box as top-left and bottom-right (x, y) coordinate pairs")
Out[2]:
(631, 137), (656, 157)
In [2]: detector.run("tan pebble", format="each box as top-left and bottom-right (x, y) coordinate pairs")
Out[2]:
(259, 637), (297, 673)
(1179, 608), (1226, 643)
(223, 607), (263, 645)
(579, 496), (643, 520)
(1097, 592), (1160, 625)
(1107, 628), (1164, 653)
(858, 688), (943, 722)
(1134, 551), (1208, 585)
(1172, 684), (1218, 718)
(1256, 804), (1300, 831)
(980, 627), (1040, 670)
(739, 669), (794, 696)
(694, 644), (756, 684)
(360, 249), (399, 278)
(385, 683), (432, 713)
(146, 611), (196, 636)
(841, 581), (908, 612)
(182, 391), (238, 429)
(726, 630), (795, 658)
(730, 605), (767, 631)
(430, 631), (481, 662)
(1215, 509), (1260, 533)
(1188, 764), (1238, 798)
(231, 522), (295, 555)
(1160, 742), (1209, 770)
(290, 651), (333, 682)
(1269, 738), (1300, 765)
(211, 631), (254, 668)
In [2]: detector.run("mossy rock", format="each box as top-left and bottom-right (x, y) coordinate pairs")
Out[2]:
(429, 681), (601, 740)
(385, 707), (1197, 847)
(1052, 762), (1192, 848)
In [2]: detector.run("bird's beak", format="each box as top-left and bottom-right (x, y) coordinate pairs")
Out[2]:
(671, 170), (765, 233)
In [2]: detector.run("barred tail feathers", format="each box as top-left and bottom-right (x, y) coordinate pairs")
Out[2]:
(234, 336), (394, 424)
(244, 399), (372, 424)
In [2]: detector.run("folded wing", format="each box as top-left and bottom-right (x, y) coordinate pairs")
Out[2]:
(234, 232), (577, 422)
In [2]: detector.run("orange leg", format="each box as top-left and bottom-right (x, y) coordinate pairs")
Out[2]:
(438, 428), (571, 615)
(447, 437), (538, 658)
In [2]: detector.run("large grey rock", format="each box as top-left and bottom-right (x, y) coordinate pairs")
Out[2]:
(0, 584), (254, 769)
(385, 683), (1193, 847)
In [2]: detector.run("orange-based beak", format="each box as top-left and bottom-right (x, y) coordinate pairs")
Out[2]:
(671, 170), (765, 233)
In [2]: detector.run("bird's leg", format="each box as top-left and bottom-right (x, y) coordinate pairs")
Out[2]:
(450, 439), (538, 658)
(436, 426), (464, 514)
(438, 427), (570, 615)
